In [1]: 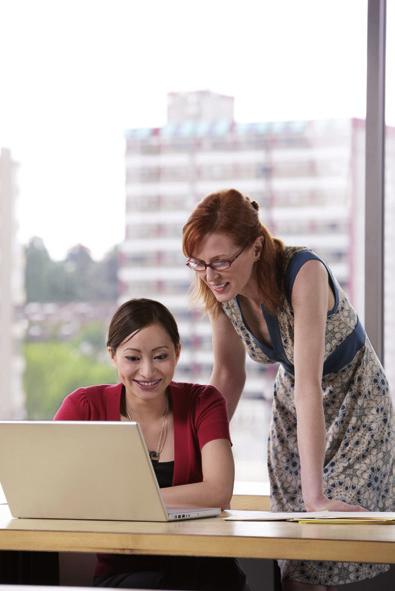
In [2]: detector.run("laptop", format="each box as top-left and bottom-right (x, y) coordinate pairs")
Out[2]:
(0, 421), (221, 522)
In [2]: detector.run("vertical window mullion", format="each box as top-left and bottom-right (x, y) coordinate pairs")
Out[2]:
(365, 0), (386, 361)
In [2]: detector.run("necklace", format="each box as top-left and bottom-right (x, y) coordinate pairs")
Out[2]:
(126, 399), (169, 463)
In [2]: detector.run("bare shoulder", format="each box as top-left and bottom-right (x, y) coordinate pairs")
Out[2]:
(293, 258), (328, 286)
(292, 259), (328, 307)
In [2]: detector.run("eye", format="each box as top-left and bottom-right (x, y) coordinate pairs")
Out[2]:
(125, 355), (140, 362)
(154, 352), (169, 361)
(211, 259), (229, 270)
(186, 258), (205, 270)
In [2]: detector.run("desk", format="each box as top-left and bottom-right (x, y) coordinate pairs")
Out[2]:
(231, 482), (271, 511)
(0, 505), (394, 565)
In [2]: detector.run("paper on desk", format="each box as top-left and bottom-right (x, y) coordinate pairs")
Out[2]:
(296, 518), (395, 525)
(225, 511), (395, 524)
(287, 511), (395, 524)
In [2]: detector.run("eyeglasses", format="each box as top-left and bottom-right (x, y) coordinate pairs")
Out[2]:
(186, 246), (246, 272)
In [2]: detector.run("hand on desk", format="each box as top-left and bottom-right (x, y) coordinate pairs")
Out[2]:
(305, 496), (368, 512)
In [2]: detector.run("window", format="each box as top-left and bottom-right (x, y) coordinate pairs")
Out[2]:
(4, 0), (390, 489)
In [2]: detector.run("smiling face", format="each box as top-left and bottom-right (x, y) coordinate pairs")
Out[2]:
(110, 322), (180, 403)
(192, 232), (261, 303)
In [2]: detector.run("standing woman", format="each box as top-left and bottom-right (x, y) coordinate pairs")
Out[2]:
(54, 298), (249, 591)
(182, 188), (393, 591)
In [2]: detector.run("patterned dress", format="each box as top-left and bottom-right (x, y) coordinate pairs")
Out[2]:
(222, 247), (394, 586)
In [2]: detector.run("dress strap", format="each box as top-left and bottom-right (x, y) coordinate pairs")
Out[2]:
(285, 249), (339, 316)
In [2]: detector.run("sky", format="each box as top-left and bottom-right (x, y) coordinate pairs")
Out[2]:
(0, 0), (393, 260)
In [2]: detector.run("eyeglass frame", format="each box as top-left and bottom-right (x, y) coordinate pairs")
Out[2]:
(185, 244), (247, 272)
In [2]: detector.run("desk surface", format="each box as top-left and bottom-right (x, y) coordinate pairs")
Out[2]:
(0, 505), (394, 564)
(1, 482), (272, 509)
(231, 481), (271, 510)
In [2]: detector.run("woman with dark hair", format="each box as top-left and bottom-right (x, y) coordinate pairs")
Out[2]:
(54, 298), (249, 591)
(182, 189), (393, 591)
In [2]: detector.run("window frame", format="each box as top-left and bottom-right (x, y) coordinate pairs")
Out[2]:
(365, 0), (386, 361)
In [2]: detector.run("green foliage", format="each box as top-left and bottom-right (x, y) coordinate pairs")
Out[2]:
(72, 321), (108, 355)
(25, 237), (53, 301)
(25, 238), (119, 303)
(23, 238), (120, 417)
(24, 341), (117, 419)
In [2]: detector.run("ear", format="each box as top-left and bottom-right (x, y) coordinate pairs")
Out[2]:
(253, 236), (264, 260)
(107, 346), (116, 365)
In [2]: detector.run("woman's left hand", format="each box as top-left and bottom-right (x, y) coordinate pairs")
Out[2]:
(305, 495), (368, 512)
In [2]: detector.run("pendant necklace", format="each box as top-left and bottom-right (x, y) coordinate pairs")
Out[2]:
(126, 399), (169, 463)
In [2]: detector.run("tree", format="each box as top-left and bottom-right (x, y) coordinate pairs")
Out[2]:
(24, 239), (119, 302)
(24, 341), (116, 419)
(25, 237), (53, 301)
(64, 244), (95, 300)
(91, 245), (119, 301)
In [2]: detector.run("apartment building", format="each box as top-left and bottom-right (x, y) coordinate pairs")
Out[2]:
(119, 91), (395, 479)
(120, 91), (364, 396)
(0, 148), (25, 418)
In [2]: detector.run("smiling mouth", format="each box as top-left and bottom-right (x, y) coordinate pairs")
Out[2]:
(133, 379), (162, 388)
(209, 282), (229, 292)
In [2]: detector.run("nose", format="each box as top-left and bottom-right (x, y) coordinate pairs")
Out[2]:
(205, 266), (220, 281)
(139, 357), (155, 378)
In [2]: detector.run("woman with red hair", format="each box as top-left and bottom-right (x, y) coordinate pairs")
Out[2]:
(182, 188), (393, 591)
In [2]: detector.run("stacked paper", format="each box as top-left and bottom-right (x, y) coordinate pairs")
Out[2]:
(225, 511), (395, 524)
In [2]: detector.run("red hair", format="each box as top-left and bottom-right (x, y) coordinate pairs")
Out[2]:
(182, 189), (285, 315)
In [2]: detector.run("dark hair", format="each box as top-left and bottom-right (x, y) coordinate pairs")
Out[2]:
(182, 188), (285, 315)
(107, 298), (180, 352)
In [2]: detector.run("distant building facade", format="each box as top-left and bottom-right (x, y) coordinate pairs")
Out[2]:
(120, 91), (366, 399)
(24, 301), (115, 345)
(118, 91), (395, 479)
(0, 148), (25, 418)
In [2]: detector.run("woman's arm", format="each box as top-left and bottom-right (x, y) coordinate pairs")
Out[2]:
(160, 438), (234, 510)
(292, 260), (365, 511)
(209, 310), (246, 419)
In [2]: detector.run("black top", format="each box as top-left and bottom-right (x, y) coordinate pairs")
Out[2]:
(152, 459), (174, 488)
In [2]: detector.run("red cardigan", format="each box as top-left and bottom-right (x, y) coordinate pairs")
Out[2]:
(54, 381), (231, 486)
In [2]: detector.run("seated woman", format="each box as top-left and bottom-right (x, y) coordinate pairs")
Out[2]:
(54, 298), (249, 591)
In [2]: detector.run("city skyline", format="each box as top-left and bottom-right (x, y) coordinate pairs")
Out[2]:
(0, 0), (384, 260)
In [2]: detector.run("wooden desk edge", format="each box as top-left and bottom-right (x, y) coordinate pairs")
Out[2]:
(0, 530), (393, 564)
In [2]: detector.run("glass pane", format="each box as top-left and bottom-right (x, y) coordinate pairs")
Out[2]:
(121, 1), (368, 484)
(1, 0), (367, 485)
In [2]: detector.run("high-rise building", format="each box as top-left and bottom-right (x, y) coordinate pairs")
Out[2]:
(0, 148), (25, 418)
(120, 91), (364, 390)
(119, 91), (388, 479)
